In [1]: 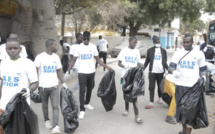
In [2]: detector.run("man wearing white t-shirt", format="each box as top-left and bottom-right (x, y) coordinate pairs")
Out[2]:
(69, 33), (83, 92)
(0, 33), (28, 60)
(34, 39), (68, 133)
(67, 31), (112, 119)
(117, 36), (143, 123)
(144, 36), (168, 109)
(0, 38), (38, 134)
(95, 35), (108, 71)
(169, 34), (206, 134)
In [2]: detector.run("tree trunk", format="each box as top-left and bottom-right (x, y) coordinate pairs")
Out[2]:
(121, 26), (126, 36)
(61, 14), (65, 36)
(12, 0), (60, 59)
(129, 21), (143, 36)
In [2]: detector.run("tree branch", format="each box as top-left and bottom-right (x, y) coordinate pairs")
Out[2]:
(64, 7), (87, 15)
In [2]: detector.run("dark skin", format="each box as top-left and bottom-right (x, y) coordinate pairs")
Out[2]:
(118, 39), (143, 68)
(37, 42), (65, 84)
(67, 36), (112, 72)
(0, 41), (38, 99)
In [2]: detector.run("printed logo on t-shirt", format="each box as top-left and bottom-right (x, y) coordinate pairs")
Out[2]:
(43, 66), (57, 73)
(179, 60), (195, 69)
(125, 56), (137, 63)
(3, 76), (19, 87)
(154, 55), (161, 60)
(80, 54), (93, 60)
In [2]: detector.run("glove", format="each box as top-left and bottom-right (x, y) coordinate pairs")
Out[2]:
(64, 71), (69, 80)
(202, 76), (206, 85)
(172, 71), (180, 79)
(62, 83), (68, 89)
(124, 65), (130, 69)
(22, 89), (30, 98)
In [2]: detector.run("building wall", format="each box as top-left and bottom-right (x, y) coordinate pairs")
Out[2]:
(0, 15), (13, 42)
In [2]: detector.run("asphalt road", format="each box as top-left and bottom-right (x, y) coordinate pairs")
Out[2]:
(31, 48), (214, 134)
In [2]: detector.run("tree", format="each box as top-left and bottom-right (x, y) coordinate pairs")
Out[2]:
(4, 0), (101, 57)
(119, 0), (205, 36)
(180, 19), (206, 35)
(205, 0), (215, 14)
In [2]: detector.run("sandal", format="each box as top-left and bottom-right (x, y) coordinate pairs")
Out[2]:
(135, 118), (143, 124)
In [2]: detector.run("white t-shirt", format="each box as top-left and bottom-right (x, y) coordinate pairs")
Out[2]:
(0, 43), (28, 60)
(34, 52), (62, 88)
(117, 47), (141, 77)
(171, 49), (206, 87)
(73, 43), (98, 74)
(0, 58), (38, 110)
(96, 39), (108, 52)
(70, 44), (79, 69)
(152, 48), (164, 73)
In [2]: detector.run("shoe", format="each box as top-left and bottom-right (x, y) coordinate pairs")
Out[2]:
(145, 104), (154, 109)
(84, 104), (94, 110)
(165, 116), (177, 124)
(178, 131), (186, 134)
(122, 111), (128, 117)
(157, 99), (163, 104)
(44, 120), (52, 130)
(79, 111), (85, 119)
(51, 125), (61, 134)
(135, 117), (143, 124)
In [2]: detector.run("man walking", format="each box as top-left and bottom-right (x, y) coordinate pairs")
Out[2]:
(95, 35), (108, 72)
(0, 38), (38, 134)
(144, 36), (168, 109)
(34, 39), (68, 133)
(169, 34), (206, 134)
(67, 31), (112, 119)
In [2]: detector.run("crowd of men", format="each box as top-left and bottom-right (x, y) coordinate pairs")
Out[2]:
(0, 31), (213, 134)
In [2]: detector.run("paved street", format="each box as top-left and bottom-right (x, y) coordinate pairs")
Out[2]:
(31, 49), (214, 134)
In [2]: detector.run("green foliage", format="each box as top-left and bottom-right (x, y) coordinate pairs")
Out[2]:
(180, 19), (206, 35)
(205, 0), (215, 13)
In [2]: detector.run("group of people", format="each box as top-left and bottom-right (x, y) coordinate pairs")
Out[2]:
(0, 31), (212, 134)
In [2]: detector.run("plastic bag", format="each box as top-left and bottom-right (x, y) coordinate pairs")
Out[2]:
(97, 70), (116, 112)
(122, 66), (144, 102)
(60, 88), (79, 133)
(178, 79), (209, 129)
(61, 55), (69, 73)
(30, 88), (42, 103)
(0, 89), (39, 134)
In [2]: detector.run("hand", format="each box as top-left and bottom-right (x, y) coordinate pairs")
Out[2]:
(106, 66), (112, 71)
(64, 71), (69, 80)
(62, 83), (68, 89)
(22, 89), (30, 98)
(172, 71), (180, 79)
(202, 76), (206, 85)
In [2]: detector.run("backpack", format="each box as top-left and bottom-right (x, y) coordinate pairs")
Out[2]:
(205, 46), (214, 59)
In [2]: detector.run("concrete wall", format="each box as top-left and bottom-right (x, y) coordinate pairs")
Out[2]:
(0, 15), (13, 43)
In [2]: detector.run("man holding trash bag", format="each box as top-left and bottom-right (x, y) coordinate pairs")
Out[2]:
(169, 34), (207, 134)
(117, 36), (143, 123)
(0, 38), (38, 134)
(34, 39), (68, 133)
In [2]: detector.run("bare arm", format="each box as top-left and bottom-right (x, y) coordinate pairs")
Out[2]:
(95, 56), (112, 70)
(66, 46), (70, 53)
(57, 69), (65, 83)
(29, 81), (39, 92)
(118, 60), (125, 69)
(67, 57), (77, 72)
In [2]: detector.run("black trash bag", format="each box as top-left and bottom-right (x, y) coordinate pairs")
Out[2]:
(97, 70), (117, 112)
(30, 88), (42, 103)
(0, 89), (39, 134)
(60, 88), (79, 133)
(122, 66), (145, 102)
(178, 79), (209, 129)
(162, 93), (172, 106)
(61, 55), (69, 73)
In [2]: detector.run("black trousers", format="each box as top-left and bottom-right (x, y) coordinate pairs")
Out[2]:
(78, 73), (95, 111)
(125, 98), (138, 116)
(148, 72), (164, 102)
(95, 52), (107, 71)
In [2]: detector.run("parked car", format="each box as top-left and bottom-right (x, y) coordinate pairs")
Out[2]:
(111, 39), (154, 58)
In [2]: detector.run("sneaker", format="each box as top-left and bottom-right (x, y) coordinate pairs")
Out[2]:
(122, 111), (128, 117)
(145, 104), (154, 109)
(51, 125), (61, 134)
(157, 99), (163, 104)
(44, 120), (52, 130)
(135, 117), (143, 124)
(165, 116), (177, 124)
(79, 111), (85, 119)
(84, 104), (94, 110)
